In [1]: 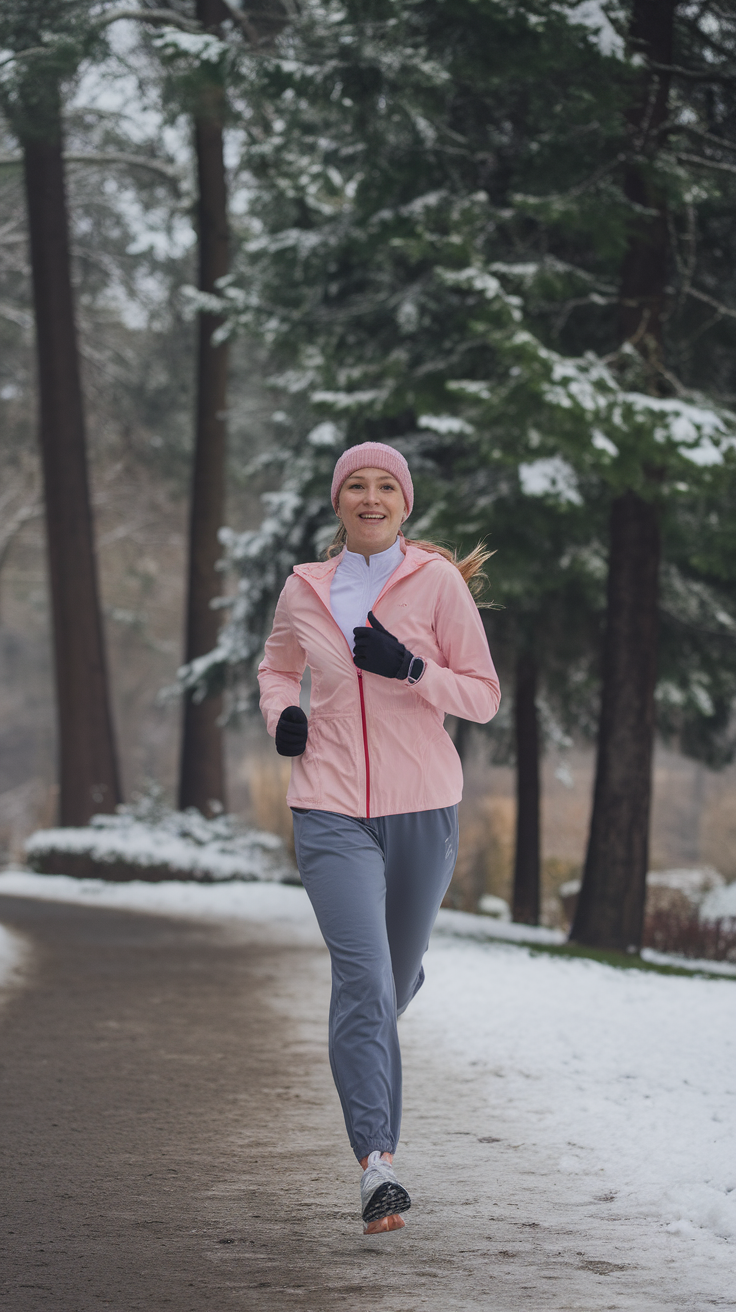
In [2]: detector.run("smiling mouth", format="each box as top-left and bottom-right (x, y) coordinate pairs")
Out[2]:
(359, 513), (386, 520)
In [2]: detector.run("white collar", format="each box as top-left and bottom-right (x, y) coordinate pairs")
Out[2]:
(339, 537), (403, 575)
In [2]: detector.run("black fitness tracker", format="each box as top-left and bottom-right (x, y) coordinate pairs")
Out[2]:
(406, 655), (426, 685)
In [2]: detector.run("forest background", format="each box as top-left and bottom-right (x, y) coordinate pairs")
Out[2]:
(1, 0), (736, 950)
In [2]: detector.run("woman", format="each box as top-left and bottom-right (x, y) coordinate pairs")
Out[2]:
(258, 441), (500, 1234)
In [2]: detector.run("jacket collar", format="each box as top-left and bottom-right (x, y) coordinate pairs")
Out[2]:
(292, 540), (436, 612)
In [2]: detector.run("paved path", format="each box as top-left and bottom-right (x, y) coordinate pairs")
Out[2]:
(0, 896), (732, 1311)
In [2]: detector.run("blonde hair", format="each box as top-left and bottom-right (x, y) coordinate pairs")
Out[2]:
(324, 525), (493, 603)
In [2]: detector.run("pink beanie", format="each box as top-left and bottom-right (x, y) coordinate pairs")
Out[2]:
(331, 442), (414, 515)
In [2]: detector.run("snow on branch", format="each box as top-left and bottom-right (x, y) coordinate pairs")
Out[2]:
(558, 2), (626, 61)
(152, 27), (229, 63)
(95, 8), (201, 34)
(173, 435), (340, 706)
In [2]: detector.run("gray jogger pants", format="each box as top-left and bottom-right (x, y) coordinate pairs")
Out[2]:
(291, 806), (459, 1162)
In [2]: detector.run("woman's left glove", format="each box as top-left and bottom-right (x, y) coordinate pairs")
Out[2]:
(353, 611), (413, 680)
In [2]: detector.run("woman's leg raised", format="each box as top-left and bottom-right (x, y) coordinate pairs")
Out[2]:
(292, 809), (401, 1162)
(378, 806), (459, 1015)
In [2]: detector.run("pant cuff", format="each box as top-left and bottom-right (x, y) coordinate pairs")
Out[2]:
(353, 1141), (396, 1162)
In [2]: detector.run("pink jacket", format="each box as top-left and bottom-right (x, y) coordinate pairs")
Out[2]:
(258, 543), (501, 818)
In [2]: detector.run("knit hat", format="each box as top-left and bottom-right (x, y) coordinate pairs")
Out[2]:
(331, 442), (414, 516)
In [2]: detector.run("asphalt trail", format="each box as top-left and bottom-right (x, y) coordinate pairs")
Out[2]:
(0, 896), (731, 1311)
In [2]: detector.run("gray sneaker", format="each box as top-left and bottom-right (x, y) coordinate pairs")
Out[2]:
(360, 1151), (411, 1225)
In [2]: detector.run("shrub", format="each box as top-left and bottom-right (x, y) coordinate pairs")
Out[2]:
(643, 908), (736, 963)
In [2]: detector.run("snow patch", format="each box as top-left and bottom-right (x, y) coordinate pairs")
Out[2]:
(417, 414), (474, 436)
(477, 894), (511, 921)
(152, 28), (228, 63)
(310, 389), (387, 411)
(434, 908), (564, 946)
(25, 808), (296, 884)
(519, 456), (582, 504)
(307, 421), (341, 447)
(561, 2), (626, 60)
(592, 428), (619, 456)
(701, 881), (736, 924)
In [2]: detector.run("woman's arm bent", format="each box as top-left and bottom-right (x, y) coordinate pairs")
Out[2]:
(411, 564), (500, 723)
(257, 583), (308, 737)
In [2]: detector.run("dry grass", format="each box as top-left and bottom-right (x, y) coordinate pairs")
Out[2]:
(445, 796), (514, 912)
(643, 908), (736, 963)
(242, 755), (295, 856)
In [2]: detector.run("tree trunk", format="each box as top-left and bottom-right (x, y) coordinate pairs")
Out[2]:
(572, 0), (674, 951)
(571, 493), (660, 949)
(512, 651), (540, 925)
(22, 112), (121, 826)
(178, 0), (230, 814)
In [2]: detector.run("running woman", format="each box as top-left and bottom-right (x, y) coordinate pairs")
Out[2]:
(258, 441), (501, 1234)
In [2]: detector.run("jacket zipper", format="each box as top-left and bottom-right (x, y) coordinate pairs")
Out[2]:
(357, 670), (371, 819)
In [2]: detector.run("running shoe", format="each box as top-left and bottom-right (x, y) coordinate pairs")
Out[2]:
(360, 1151), (411, 1225)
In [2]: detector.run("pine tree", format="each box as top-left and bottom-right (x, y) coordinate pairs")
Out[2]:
(188, 0), (736, 942)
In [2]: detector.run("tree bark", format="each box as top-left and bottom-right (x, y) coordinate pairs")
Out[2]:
(512, 651), (540, 925)
(571, 493), (660, 949)
(22, 111), (121, 826)
(178, 0), (230, 814)
(572, 0), (674, 951)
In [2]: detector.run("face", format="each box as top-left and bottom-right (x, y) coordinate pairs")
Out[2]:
(337, 466), (407, 559)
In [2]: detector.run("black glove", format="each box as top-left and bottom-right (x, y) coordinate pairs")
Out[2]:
(353, 611), (413, 680)
(275, 705), (308, 756)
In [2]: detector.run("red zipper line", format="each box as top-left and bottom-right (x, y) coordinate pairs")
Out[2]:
(295, 569), (425, 824)
(357, 670), (371, 819)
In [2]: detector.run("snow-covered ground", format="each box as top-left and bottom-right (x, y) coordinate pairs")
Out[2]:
(1, 870), (734, 1278)
(410, 936), (736, 1246)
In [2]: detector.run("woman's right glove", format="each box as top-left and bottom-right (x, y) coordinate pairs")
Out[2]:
(275, 705), (309, 756)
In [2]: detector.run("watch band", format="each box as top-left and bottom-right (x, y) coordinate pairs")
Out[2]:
(406, 655), (426, 685)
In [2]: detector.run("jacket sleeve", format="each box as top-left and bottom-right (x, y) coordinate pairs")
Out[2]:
(412, 565), (501, 723)
(257, 580), (308, 737)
